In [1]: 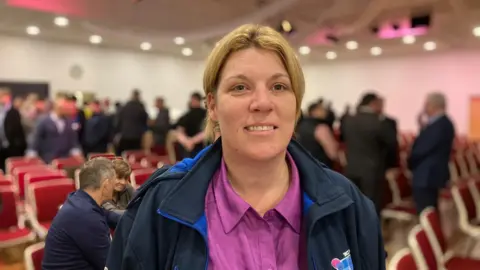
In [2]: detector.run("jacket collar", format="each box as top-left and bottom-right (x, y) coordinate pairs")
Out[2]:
(157, 138), (350, 225)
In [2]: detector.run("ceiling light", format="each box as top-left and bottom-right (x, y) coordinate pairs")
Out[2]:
(346, 41), (358, 50)
(54, 16), (69, 27)
(182, 47), (193, 56)
(26, 26), (40, 35)
(326, 51), (337, 60)
(140, 42), (152, 51)
(370, 46), (382, 56)
(281, 20), (292, 32)
(423, 41), (436, 51)
(473, 26), (480, 37)
(174, 37), (185, 45)
(89, 35), (102, 44)
(298, 46), (311, 55)
(402, 35), (416, 44)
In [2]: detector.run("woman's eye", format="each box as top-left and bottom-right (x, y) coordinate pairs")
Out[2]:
(233, 84), (246, 91)
(272, 84), (288, 91)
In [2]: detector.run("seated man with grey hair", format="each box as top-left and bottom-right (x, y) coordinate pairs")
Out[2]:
(408, 92), (455, 214)
(42, 158), (122, 270)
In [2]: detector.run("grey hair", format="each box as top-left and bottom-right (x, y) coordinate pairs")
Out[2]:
(427, 92), (446, 110)
(79, 157), (115, 190)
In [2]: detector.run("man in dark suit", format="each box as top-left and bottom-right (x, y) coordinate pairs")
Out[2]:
(116, 89), (148, 155)
(27, 96), (83, 163)
(409, 92), (454, 214)
(0, 90), (27, 171)
(5, 96), (27, 157)
(379, 98), (399, 169)
(342, 93), (397, 214)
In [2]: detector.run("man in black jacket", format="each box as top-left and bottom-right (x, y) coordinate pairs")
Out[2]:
(116, 89), (148, 154)
(342, 93), (397, 214)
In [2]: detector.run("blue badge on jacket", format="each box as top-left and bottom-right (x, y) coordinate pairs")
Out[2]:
(331, 250), (354, 270)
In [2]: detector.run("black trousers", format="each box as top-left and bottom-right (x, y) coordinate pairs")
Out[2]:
(347, 173), (384, 216)
(117, 138), (142, 156)
(413, 187), (439, 215)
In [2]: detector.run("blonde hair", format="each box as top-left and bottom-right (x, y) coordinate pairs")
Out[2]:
(112, 159), (132, 180)
(203, 24), (305, 141)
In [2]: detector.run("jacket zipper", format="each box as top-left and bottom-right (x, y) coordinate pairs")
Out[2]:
(158, 210), (209, 270)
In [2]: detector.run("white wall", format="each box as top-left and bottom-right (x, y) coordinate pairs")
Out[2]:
(1, 35), (479, 133)
(0, 36), (204, 120)
(302, 50), (480, 134)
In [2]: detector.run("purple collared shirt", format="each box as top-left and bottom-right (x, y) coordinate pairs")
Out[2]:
(205, 153), (304, 270)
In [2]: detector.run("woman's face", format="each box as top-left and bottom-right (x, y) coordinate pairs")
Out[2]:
(114, 176), (128, 192)
(209, 48), (297, 161)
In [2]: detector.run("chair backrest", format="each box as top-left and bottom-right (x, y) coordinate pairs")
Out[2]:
(24, 242), (45, 270)
(468, 180), (480, 219)
(0, 186), (19, 229)
(130, 168), (156, 188)
(0, 175), (14, 186)
(388, 248), (417, 270)
(16, 167), (55, 198)
(419, 207), (445, 267)
(129, 162), (144, 171)
(51, 157), (83, 169)
(408, 225), (438, 270)
(88, 153), (115, 160)
(7, 158), (44, 174)
(140, 155), (170, 168)
(123, 150), (148, 163)
(456, 153), (470, 179)
(386, 169), (412, 204)
(452, 181), (477, 232)
(28, 179), (75, 222)
(24, 172), (67, 203)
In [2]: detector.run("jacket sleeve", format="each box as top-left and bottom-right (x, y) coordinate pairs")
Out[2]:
(353, 189), (387, 270)
(106, 210), (143, 270)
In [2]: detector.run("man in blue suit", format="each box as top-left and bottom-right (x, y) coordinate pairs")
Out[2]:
(408, 92), (455, 214)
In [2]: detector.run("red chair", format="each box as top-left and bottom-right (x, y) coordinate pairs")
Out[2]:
(7, 157), (44, 174)
(130, 168), (156, 188)
(123, 150), (148, 163)
(88, 153), (115, 160)
(388, 248), (417, 270)
(382, 169), (416, 221)
(0, 186), (35, 249)
(0, 175), (14, 186)
(24, 242), (45, 270)
(452, 181), (480, 236)
(141, 155), (170, 168)
(409, 224), (480, 269)
(129, 162), (144, 170)
(51, 157), (83, 169)
(26, 179), (75, 238)
(14, 166), (56, 198)
(24, 172), (67, 203)
(420, 207), (480, 268)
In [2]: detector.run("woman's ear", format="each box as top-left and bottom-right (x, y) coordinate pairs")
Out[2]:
(207, 92), (218, 122)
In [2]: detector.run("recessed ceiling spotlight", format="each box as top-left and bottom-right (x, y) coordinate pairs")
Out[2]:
(402, 35), (416, 44)
(326, 51), (337, 60)
(54, 16), (69, 27)
(473, 26), (480, 37)
(140, 42), (152, 51)
(370, 46), (382, 56)
(423, 41), (436, 51)
(346, 41), (358, 50)
(26, 26), (40, 35)
(174, 37), (185, 45)
(298, 46), (311, 55)
(182, 47), (193, 56)
(89, 35), (102, 44)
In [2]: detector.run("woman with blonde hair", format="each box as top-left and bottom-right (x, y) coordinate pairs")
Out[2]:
(107, 24), (385, 270)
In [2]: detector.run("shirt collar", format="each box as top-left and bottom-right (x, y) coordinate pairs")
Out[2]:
(211, 152), (302, 234)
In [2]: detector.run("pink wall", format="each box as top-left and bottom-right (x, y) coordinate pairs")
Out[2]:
(302, 50), (480, 134)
